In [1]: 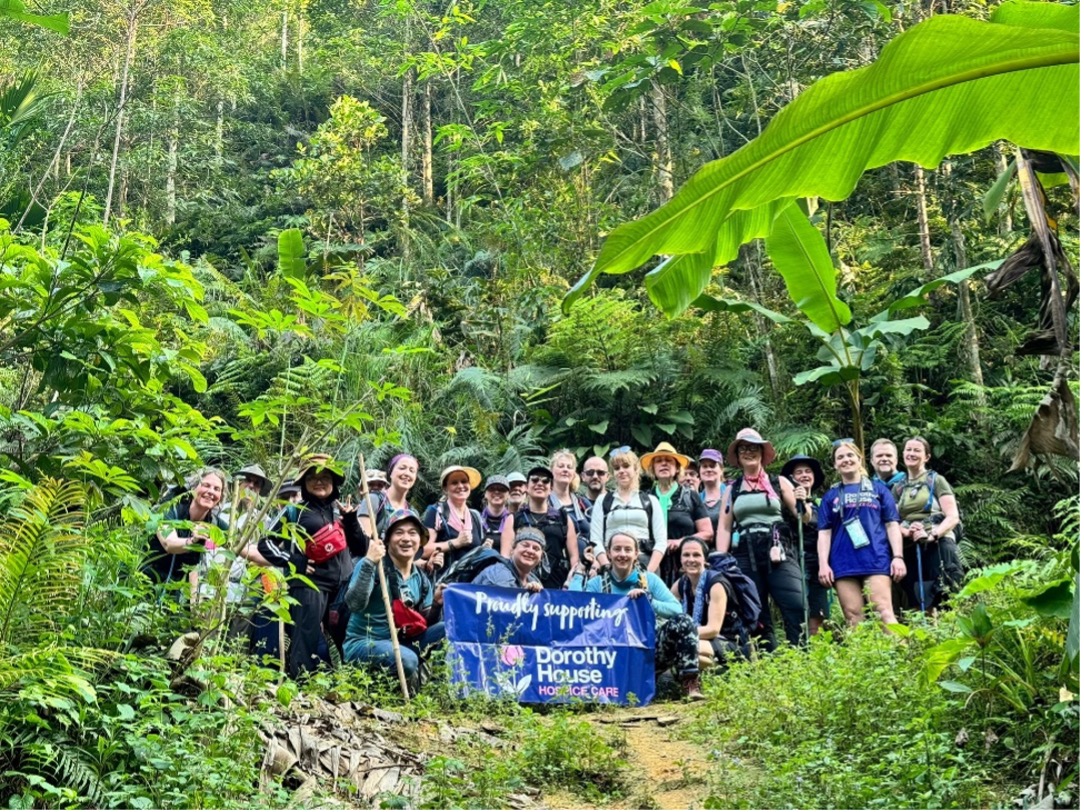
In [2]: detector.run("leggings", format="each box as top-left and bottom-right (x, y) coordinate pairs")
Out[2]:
(734, 546), (806, 649)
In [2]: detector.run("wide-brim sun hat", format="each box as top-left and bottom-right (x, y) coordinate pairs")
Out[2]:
(439, 465), (482, 490)
(295, 454), (346, 488)
(236, 463), (272, 497)
(640, 442), (691, 473)
(385, 507), (426, 538)
(726, 428), (777, 467)
(780, 455), (825, 492)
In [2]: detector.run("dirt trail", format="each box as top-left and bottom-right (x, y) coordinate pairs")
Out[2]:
(542, 704), (717, 810)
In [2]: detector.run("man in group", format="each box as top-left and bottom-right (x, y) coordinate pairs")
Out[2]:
(505, 471), (528, 514)
(580, 456), (610, 506)
(870, 438), (906, 488)
(365, 468), (389, 494)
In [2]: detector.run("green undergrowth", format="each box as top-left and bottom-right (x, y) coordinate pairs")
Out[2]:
(689, 557), (1078, 810)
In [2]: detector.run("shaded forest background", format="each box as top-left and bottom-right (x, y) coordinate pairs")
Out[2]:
(0, 0), (1078, 808)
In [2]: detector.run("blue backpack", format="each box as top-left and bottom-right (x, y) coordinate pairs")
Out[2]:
(703, 552), (763, 639)
(436, 546), (515, 586)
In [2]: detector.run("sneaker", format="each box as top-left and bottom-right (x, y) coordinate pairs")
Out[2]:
(681, 673), (705, 701)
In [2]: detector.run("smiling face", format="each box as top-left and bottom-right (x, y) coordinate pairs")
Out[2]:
(484, 484), (509, 510)
(443, 472), (472, 503)
(386, 520), (422, 564)
(652, 456), (678, 482)
(606, 533), (638, 577)
(305, 470), (335, 500)
(902, 439), (930, 472)
(870, 442), (898, 478)
(527, 472), (552, 505)
(389, 456), (418, 493)
(193, 472), (225, 514)
(790, 464), (816, 491)
(511, 536), (543, 574)
(833, 443), (864, 481)
(680, 539), (707, 577)
(507, 482), (526, 505)
(612, 458), (636, 488)
(736, 443), (763, 472)
(581, 457), (609, 493)
(551, 452), (577, 488)
(699, 459), (721, 485)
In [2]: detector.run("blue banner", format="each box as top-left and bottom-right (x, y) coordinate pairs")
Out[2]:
(443, 584), (656, 706)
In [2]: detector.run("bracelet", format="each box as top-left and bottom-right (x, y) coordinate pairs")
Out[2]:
(892, 555), (903, 561)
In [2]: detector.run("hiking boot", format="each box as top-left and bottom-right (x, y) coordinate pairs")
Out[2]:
(681, 673), (705, 701)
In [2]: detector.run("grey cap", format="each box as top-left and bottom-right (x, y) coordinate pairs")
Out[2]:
(506, 471), (527, 486)
(513, 527), (546, 547)
(484, 474), (509, 491)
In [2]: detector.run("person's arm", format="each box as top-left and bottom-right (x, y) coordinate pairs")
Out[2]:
(499, 517), (514, 556)
(421, 506), (446, 561)
(564, 515), (580, 574)
(690, 494), (712, 541)
(343, 507), (370, 558)
(692, 516), (713, 542)
(931, 477), (960, 537)
(240, 542), (271, 567)
(646, 549), (664, 573)
(344, 547), (380, 612)
(473, 563), (518, 589)
(646, 573), (682, 618)
(780, 476), (799, 520)
(817, 528), (834, 587)
(701, 582), (727, 641)
(716, 486), (733, 553)
(648, 495), (667, 554)
(590, 498), (606, 562)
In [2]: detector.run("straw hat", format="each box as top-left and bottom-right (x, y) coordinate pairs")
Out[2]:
(295, 453), (345, 487)
(725, 428), (777, 467)
(439, 465), (482, 490)
(639, 442), (691, 473)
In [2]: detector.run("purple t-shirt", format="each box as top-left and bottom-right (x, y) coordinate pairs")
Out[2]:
(817, 479), (900, 578)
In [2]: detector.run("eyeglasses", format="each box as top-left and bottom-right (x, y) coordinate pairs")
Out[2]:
(609, 445), (631, 458)
(583, 469), (607, 477)
(831, 438), (855, 448)
(528, 475), (552, 485)
(736, 444), (761, 454)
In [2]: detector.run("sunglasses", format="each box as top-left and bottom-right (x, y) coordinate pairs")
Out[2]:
(528, 475), (552, 485)
(609, 445), (631, 458)
(831, 437), (855, 448)
(583, 469), (607, 477)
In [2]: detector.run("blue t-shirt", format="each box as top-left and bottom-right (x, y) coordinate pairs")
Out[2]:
(817, 479), (900, 578)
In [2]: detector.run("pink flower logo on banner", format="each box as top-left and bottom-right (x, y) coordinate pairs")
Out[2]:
(500, 645), (525, 667)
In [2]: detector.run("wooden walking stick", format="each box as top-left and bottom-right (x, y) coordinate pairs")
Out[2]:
(358, 453), (411, 701)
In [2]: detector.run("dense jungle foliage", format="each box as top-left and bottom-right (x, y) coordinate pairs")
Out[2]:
(0, 0), (1078, 807)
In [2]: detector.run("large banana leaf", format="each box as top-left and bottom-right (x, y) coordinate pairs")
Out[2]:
(0, 0), (68, 34)
(563, 2), (1079, 316)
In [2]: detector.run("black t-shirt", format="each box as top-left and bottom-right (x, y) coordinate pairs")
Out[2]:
(661, 485), (709, 539)
(144, 500), (229, 583)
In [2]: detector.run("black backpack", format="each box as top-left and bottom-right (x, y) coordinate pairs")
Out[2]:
(436, 546), (517, 586)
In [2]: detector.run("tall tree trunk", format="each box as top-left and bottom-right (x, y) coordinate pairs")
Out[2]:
(400, 63), (414, 260)
(17, 81), (83, 232)
(420, 79), (433, 205)
(992, 145), (1013, 235)
(165, 89), (179, 225)
(104, 4), (140, 226)
(951, 218), (986, 399)
(915, 164), (934, 272)
(281, 6), (288, 67)
(296, 10), (303, 73)
(214, 98), (225, 168)
(650, 79), (673, 203)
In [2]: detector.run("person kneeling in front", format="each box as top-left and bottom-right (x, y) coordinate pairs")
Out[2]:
(471, 527), (545, 591)
(343, 508), (445, 685)
(573, 529), (703, 699)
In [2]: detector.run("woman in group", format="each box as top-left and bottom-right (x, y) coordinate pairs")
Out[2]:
(892, 436), (962, 611)
(670, 537), (745, 670)
(716, 429), (805, 649)
(512, 465), (579, 589)
(479, 474), (515, 551)
(359, 453), (419, 539)
(781, 455), (829, 638)
(146, 468), (230, 595)
(641, 442), (712, 586)
(344, 508), (446, 687)
(422, 465), (485, 580)
(549, 449), (592, 542)
(817, 440), (906, 627)
(590, 447), (667, 574)
(697, 449), (726, 536)
(575, 529), (703, 699)
(257, 454), (367, 677)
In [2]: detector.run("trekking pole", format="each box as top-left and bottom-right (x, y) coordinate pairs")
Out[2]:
(915, 538), (927, 614)
(358, 453), (411, 701)
(796, 499), (809, 644)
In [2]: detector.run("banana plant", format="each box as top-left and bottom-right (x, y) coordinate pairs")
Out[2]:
(694, 201), (998, 449)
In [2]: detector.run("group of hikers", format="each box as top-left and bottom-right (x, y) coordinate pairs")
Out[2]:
(145, 429), (963, 700)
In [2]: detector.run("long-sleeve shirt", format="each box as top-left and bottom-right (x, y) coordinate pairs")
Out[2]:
(343, 558), (435, 643)
(572, 568), (683, 620)
(589, 490), (667, 557)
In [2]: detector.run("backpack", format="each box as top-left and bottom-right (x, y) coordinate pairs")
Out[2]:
(891, 470), (964, 541)
(600, 491), (656, 551)
(436, 546), (516, 586)
(701, 552), (762, 640)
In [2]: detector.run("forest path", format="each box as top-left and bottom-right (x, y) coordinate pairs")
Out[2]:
(542, 704), (718, 810)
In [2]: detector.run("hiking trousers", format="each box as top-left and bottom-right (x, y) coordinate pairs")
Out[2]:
(735, 548), (805, 649)
(655, 614), (700, 677)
